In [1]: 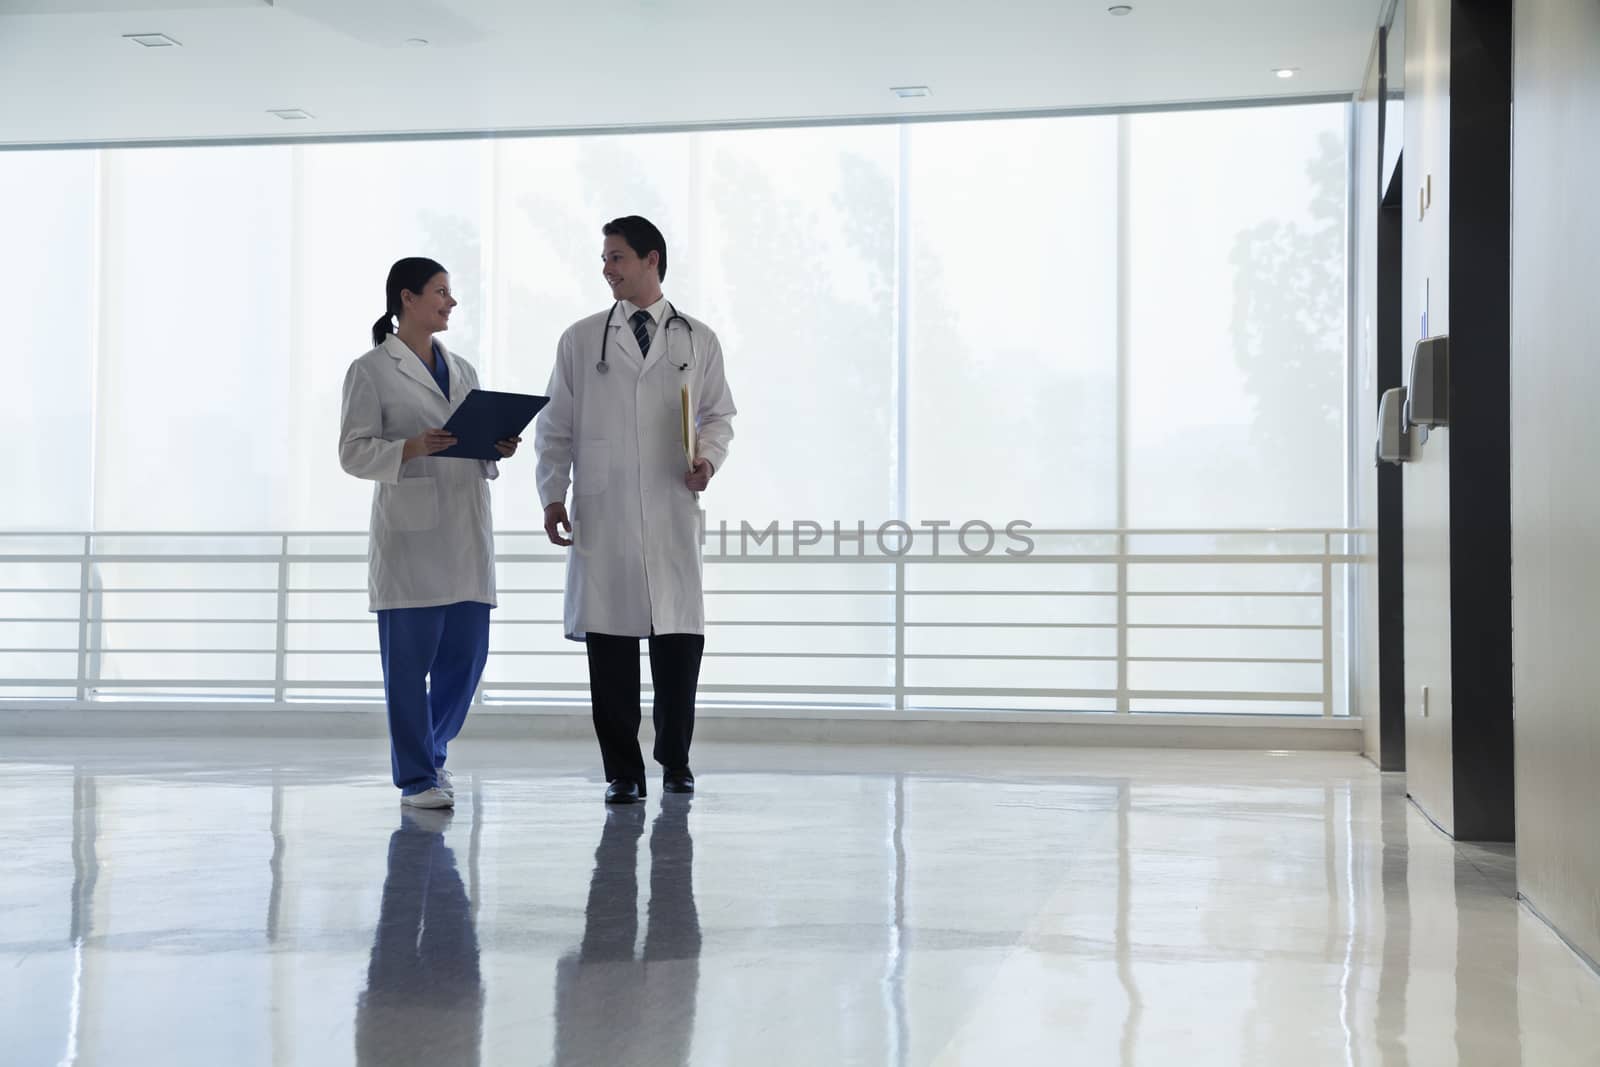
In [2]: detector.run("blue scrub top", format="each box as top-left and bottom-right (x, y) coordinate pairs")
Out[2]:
(421, 341), (449, 400)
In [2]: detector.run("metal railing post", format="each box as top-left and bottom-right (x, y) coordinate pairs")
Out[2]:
(1322, 532), (1334, 717)
(1116, 531), (1130, 714)
(75, 534), (92, 705)
(893, 554), (906, 712)
(274, 534), (289, 704)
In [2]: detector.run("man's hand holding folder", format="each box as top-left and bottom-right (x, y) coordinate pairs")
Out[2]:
(682, 384), (712, 492)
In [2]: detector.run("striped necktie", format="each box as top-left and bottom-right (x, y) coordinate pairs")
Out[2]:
(630, 309), (653, 359)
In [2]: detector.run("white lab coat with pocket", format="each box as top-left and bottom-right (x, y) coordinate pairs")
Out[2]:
(339, 335), (500, 612)
(534, 303), (736, 640)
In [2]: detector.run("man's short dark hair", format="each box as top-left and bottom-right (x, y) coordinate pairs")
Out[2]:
(602, 216), (668, 281)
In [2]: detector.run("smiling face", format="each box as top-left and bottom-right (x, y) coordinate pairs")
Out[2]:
(401, 272), (456, 333)
(601, 235), (661, 307)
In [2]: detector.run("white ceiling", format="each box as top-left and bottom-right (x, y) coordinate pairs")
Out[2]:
(0, 0), (1382, 147)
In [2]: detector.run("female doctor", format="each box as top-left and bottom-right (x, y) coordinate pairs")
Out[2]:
(339, 257), (519, 810)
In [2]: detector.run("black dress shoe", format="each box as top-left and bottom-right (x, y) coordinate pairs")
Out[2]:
(604, 778), (642, 804)
(663, 769), (695, 794)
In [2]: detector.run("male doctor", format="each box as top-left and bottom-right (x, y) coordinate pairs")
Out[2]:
(535, 216), (737, 804)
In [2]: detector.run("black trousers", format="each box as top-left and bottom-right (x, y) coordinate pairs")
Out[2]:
(585, 632), (705, 783)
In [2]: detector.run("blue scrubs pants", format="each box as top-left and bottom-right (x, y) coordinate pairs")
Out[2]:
(376, 601), (491, 795)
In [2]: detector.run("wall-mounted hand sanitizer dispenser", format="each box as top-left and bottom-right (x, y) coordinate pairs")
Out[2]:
(1377, 386), (1412, 464)
(1406, 335), (1450, 427)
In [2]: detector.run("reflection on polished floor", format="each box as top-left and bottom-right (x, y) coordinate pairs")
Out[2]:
(3, 737), (1598, 1066)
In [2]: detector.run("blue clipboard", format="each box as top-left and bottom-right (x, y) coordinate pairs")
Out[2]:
(436, 389), (549, 460)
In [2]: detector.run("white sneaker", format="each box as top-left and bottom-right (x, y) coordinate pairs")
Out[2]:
(401, 787), (455, 809)
(436, 768), (455, 797)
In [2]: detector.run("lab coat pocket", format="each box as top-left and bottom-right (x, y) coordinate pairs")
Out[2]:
(574, 440), (610, 497)
(384, 476), (439, 532)
(661, 372), (689, 410)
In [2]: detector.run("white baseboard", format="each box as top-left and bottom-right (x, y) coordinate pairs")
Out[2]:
(0, 704), (1363, 751)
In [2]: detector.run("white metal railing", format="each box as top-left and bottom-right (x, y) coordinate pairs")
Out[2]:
(0, 528), (1363, 720)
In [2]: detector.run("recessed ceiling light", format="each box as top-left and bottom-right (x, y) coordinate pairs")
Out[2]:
(124, 32), (181, 48)
(267, 108), (314, 121)
(1274, 67), (1300, 79)
(891, 86), (931, 99)
(404, 37), (429, 47)
(1108, 4), (1134, 14)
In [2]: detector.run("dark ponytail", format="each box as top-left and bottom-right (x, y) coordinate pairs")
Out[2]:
(371, 312), (395, 346)
(372, 256), (448, 347)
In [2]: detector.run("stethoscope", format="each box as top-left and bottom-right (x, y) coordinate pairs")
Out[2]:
(596, 302), (694, 375)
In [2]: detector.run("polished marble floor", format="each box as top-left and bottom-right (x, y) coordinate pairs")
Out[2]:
(3, 737), (1598, 1066)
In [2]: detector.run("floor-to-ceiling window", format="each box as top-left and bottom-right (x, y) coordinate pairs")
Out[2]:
(0, 101), (1351, 715)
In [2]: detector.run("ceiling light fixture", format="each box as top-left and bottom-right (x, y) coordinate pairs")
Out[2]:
(1108, 5), (1134, 14)
(891, 86), (931, 99)
(123, 32), (181, 47)
(1274, 67), (1300, 79)
(267, 108), (315, 121)
(404, 37), (429, 47)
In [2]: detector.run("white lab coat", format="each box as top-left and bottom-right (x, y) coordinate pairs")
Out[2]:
(339, 335), (499, 612)
(535, 303), (736, 640)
